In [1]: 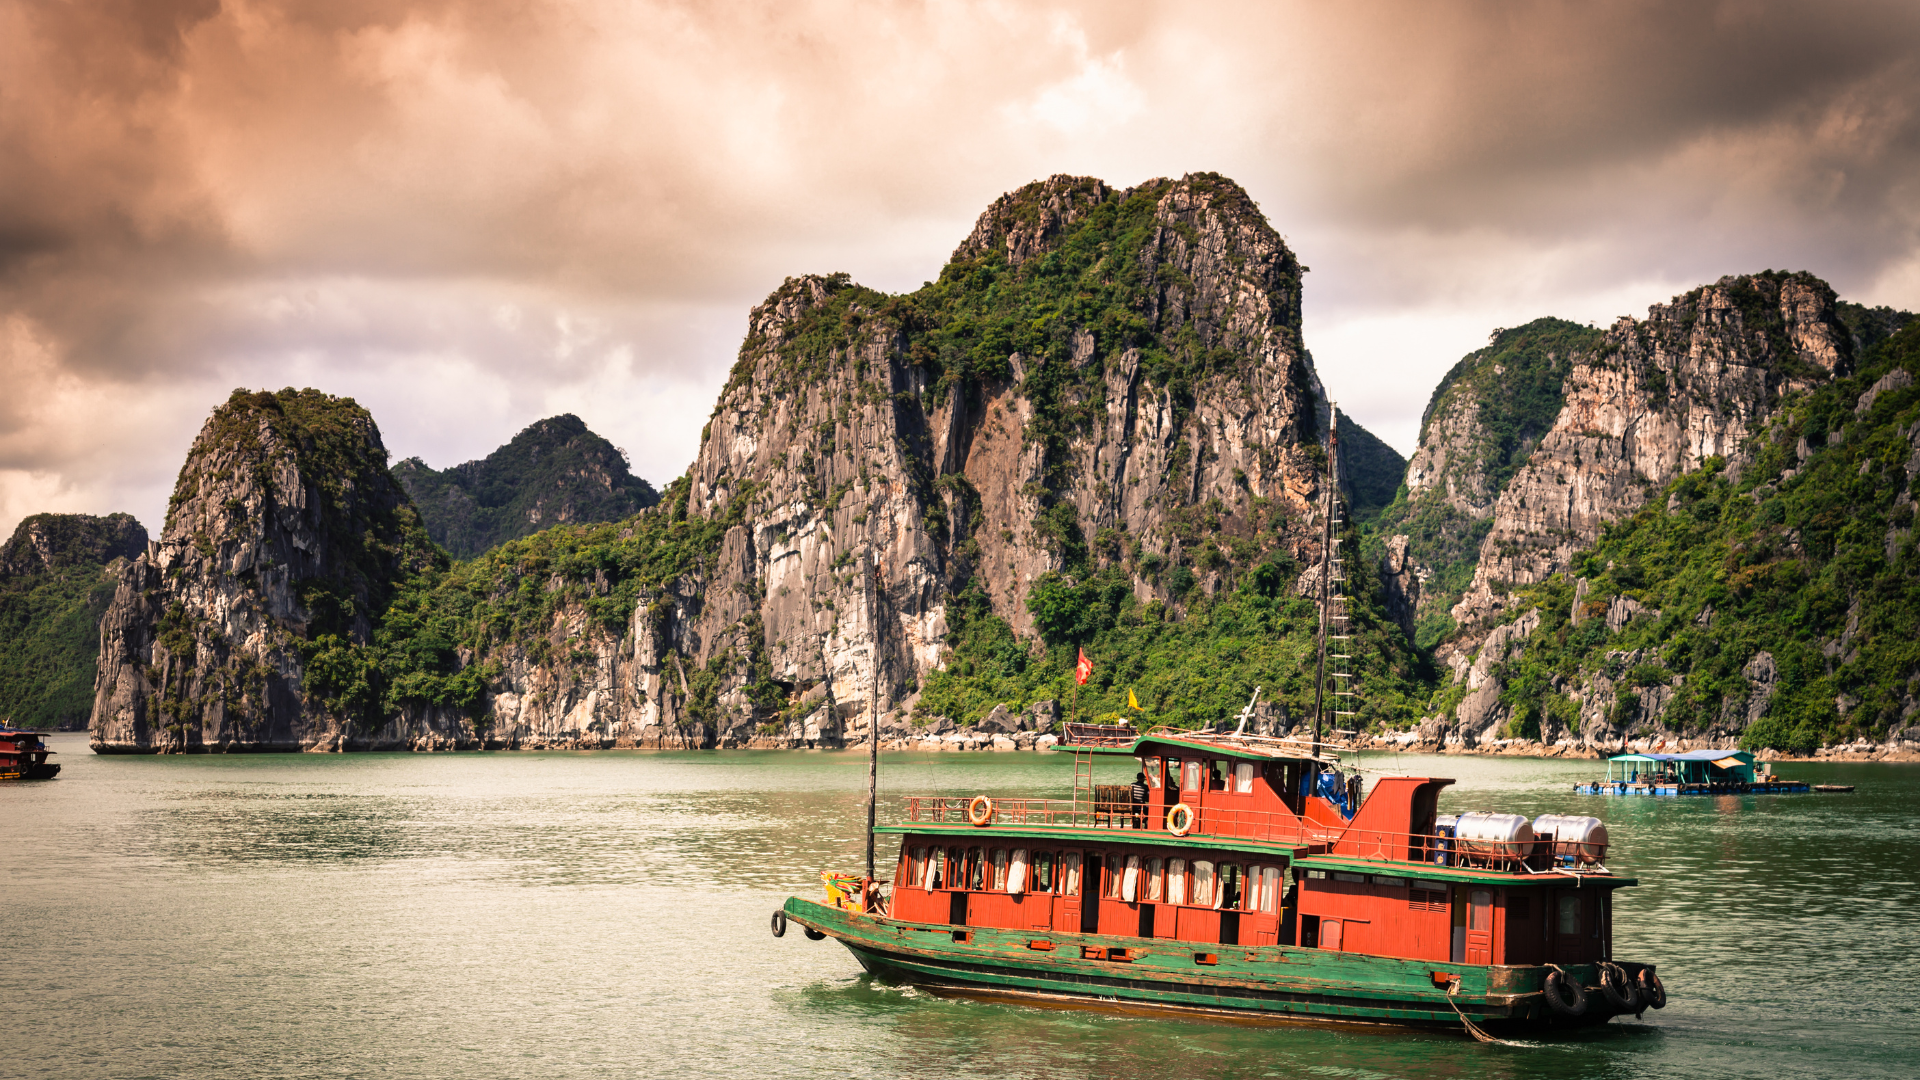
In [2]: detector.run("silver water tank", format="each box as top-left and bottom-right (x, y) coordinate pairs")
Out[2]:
(1451, 811), (1535, 861)
(1532, 813), (1609, 864)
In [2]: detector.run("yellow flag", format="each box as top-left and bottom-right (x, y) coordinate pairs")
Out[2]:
(1128, 688), (1142, 710)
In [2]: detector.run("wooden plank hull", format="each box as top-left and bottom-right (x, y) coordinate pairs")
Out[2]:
(783, 897), (1631, 1035)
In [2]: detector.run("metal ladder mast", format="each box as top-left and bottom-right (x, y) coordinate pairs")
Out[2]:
(1311, 405), (1357, 756)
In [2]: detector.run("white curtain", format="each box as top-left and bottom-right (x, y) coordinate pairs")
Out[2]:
(1191, 860), (1216, 907)
(1145, 858), (1164, 902)
(923, 848), (942, 891)
(1063, 853), (1082, 896)
(1235, 762), (1255, 793)
(1167, 859), (1188, 905)
(1264, 866), (1282, 913)
(1122, 855), (1140, 902)
(1008, 849), (1028, 895)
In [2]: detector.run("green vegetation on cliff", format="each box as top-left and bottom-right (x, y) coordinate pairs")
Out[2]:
(393, 414), (658, 559)
(918, 517), (1434, 733)
(1483, 319), (1920, 752)
(0, 513), (146, 729)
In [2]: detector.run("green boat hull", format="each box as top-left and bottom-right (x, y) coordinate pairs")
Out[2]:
(783, 897), (1636, 1034)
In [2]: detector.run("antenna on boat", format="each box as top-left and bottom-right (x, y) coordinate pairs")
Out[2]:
(864, 547), (881, 883)
(1234, 686), (1262, 735)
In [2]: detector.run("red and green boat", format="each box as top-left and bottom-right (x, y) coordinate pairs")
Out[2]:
(0, 727), (59, 780)
(777, 726), (1665, 1035)
(778, 418), (1662, 1035)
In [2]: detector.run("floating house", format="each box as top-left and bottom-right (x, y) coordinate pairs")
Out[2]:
(1574, 750), (1809, 795)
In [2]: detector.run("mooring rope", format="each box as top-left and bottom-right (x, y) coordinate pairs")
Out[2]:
(1446, 977), (1531, 1047)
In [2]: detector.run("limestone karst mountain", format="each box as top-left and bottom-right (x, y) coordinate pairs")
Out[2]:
(393, 414), (658, 559)
(1405, 276), (1920, 756)
(90, 389), (448, 752)
(88, 174), (1424, 753)
(0, 513), (147, 730)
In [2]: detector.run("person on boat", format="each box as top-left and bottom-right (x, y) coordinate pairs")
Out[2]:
(1129, 771), (1149, 829)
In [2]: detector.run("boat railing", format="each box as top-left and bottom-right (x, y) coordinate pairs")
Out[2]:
(900, 796), (1614, 874)
(901, 796), (1344, 846)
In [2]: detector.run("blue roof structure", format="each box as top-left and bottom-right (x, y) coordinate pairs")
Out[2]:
(1607, 750), (1753, 763)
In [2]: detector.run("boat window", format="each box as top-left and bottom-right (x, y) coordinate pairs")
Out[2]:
(1008, 849), (1029, 895)
(1145, 757), (1163, 788)
(1234, 762), (1255, 793)
(1219, 864), (1243, 910)
(1032, 851), (1054, 893)
(991, 848), (1009, 891)
(1145, 858), (1164, 902)
(1259, 866), (1283, 913)
(1191, 860), (1217, 907)
(1103, 857), (1124, 900)
(1470, 889), (1492, 930)
(1557, 894), (1581, 935)
(1122, 854), (1142, 903)
(1208, 762), (1226, 790)
(1181, 760), (1202, 793)
(1062, 852), (1083, 896)
(907, 847), (926, 890)
(1167, 859), (1188, 905)
(967, 848), (986, 891)
(929, 847), (947, 889)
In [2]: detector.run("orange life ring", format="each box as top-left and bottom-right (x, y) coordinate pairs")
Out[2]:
(967, 795), (995, 826)
(1166, 802), (1195, 836)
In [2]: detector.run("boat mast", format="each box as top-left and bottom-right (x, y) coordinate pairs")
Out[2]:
(1311, 403), (1339, 760)
(864, 548), (880, 882)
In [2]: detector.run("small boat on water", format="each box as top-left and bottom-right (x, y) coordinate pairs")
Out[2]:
(0, 727), (59, 780)
(778, 724), (1665, 1036)
(1574, 750), (1810, 795)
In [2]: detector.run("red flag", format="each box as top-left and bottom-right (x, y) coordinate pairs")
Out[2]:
(1075, 647), (1093, 686)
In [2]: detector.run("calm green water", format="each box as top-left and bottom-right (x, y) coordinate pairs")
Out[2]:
(5, 735), (1917, 1079)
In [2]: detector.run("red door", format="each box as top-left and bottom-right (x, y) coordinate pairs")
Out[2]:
(1056, 852), (1083, 934)
(1465, 888), (1493, 965)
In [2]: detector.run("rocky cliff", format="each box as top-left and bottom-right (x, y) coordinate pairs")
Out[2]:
(393, 414), (657, 558)
(1451, 273), (1852, 634)
(1370, 318), (1602, 647)
(0, 513), (148, 729)
(90, 389), (445, 752)
(1, 512), (146, 577)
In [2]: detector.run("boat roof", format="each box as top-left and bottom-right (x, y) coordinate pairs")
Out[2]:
(1070, 730), (1340, 765)
(1608, 750), (1753, 764)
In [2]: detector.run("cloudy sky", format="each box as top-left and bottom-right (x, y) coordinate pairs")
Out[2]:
(5, 0), (1918, 537)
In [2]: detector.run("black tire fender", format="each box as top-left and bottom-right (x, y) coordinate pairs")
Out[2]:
(1637, 968), (1667, 1010)
(803, 927), (826, 941)
(1599, 962), (1639, 1011)
(770, 909), (788, 938)
(1544, 970), (1588, 1017)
